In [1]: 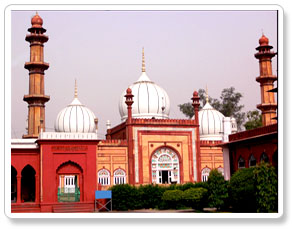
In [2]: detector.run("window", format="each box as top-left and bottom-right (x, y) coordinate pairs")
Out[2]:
(260, 152), (269, 163)
(249, 154), (257, 167)
(98, 169), (110, 186)
(238, 156), (245, 169)
(114, 169), (126, 185)
(201, 167), (211, 182)
(217, 167), (224, 176)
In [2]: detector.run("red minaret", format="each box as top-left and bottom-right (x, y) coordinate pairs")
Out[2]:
(255, 34), (277, 126)
(23, 13), (50, 138)
(192, 91), (201, 181)
(125, 88), (134, 184)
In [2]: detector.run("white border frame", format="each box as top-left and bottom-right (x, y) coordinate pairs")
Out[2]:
(4, 4), (283, 219)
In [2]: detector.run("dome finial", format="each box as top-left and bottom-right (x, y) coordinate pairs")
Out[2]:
(74, 79), (78, 98)
(142, 47), (146, 72)
(206, 85), (209, 103)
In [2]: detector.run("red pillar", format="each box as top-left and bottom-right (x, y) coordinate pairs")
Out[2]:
(35, 175), (39, 203)
(192, 91), (201, 182)
(16, 175), (21, 204)
(79, 174), (83, 202)
(125, 88), (134, 184)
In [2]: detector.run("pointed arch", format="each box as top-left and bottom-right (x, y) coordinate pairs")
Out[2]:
(113, 168), (126, 185)
(260, 152), (269, 163)
(238, 156), (245, 169)
(21, 164), (36, 202)
(201, 167), (211, 182)
(98, 168), (110, 186)
(249, 154), (257, 167)
(56, 160), (83, 174)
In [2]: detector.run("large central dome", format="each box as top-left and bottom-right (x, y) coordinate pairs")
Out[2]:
(119, 49), (170, 121)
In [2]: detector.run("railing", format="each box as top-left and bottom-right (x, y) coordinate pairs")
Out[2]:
(58, 187), (80, 202)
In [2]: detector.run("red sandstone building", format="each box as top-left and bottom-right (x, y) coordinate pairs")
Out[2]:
(11, 13), (277, 213)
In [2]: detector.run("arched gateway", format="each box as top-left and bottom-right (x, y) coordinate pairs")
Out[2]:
(57, 161), (83, 202)
(151, 147), (180, 184)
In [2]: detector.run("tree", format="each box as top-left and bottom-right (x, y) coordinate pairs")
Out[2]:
(178, 87), (245, 129)
(244, 110), (262, 130)
(229, 168), (256, 212)
(207, 169), (228, 210)
(178, 102), (194, 119)
(254, 162), (278, 213)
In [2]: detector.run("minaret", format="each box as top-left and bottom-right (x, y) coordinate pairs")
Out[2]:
(23, 12), (50, 138)
(254, 34), (277, 126)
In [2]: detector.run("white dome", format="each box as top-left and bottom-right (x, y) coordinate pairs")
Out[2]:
(54, 84), (96, 133)
(119, 72), (170, 121)
(119, 49), (170, 121)
(198, 102), (225, 141)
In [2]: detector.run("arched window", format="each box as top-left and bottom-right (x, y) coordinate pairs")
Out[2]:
(98, 169), (110, 186)
(260, 152), (269, 163)
(217, 167), (224, 176)
(114, 169), (126, 185)
(249, 154), (257, 167)
(201, 167), (211, 182)
(238, 156), (245, 169)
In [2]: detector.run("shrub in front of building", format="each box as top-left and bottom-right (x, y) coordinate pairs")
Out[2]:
(207, 169), (229, 210)
(138, 184), (167, 209)
(182, 187), (208, 210)
(254, 162), (278, 213)
(229, 168), (256, 212)
(110, 184), (141, 211)
(161, 189), (184, 209)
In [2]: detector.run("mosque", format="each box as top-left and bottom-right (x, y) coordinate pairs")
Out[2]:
(11, 13), (277, 213)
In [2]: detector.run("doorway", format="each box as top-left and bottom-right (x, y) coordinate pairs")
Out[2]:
(162, 171), (168, 184)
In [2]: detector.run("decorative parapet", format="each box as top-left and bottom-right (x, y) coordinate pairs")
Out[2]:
(39, 132), (99, 140)
(98, 139), (128, 146)
(229, 123), (277, 142)
(200, 140), (223, 146)
(131, 118), (196, 126)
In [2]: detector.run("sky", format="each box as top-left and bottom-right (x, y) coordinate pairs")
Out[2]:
(11, 10), (278, 139)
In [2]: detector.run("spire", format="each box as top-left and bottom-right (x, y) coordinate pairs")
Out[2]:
(142, 47), (146, 72)
(206, 85), (209, 103)
(74, 79), (78, 98)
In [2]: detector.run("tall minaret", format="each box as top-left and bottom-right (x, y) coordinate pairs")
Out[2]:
(23, 12), (50, 138)
(254, 34), (277, 126)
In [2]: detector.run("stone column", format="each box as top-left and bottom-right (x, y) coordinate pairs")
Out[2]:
(16, 175), (21, 204)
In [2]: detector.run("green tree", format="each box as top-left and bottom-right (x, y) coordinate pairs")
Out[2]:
(254, 162), (278, 213)
(244, 110), (262, 130)
(229, 168), (256, 212)
(178, 87), (245, 129)
(207, 169), (229, 210)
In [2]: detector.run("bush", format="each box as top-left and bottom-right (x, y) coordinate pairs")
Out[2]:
(183, 187), (208, 210)
(254, 162), (278, 213)
(207, 169), (228, 210)
(110, 184), (141, 211)
(229, 168), (256, 212)
(139, 184), (166, 209)
(162, 189), (184, 209)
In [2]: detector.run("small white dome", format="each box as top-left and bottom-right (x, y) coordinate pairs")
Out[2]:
(119, 49), (170, 121)
(54, 83), (96, 133)
(199, 102), (225, 141)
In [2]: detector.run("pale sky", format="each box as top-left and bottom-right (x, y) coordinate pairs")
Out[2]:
(11, 10), (278, 138)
